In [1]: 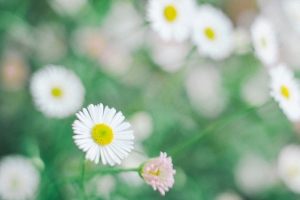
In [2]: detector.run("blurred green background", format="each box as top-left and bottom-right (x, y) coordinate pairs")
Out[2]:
(0, 0), (300, 199)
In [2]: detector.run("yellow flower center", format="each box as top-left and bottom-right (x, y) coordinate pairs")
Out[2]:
(281, 86), (290, 99)
(51, 87), (62, 98)
(261, 37), (267, 48)
(204, 28), (215, 40)
(150, 169), (160, 176)
(288, 167), (299, 178)
(164, 5), (177, 22)
(92, 124), (114, 146)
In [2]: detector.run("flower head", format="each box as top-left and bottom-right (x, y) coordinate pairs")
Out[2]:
(278, 145), (300, 193)
(72, 103), (134, 165)
(30, 65), (85, 118)
(269, 64), (300, 122)
(147, 0), (195, 42)
(0, 155), (40, 200)
(141, 152), (176, 196)
(192, 5), (233, 60)
(251, 16), (279, 66)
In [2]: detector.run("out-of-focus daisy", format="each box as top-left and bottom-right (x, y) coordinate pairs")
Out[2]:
(185, 64), (228, 118)
(140, 152), (176, 196)
(235, 154), (276, 195)
(0, 51), (29, 91)
(269, 64), (300, 122)
(241, 69), (270, 106)
(278, 145), (300, 193)
(147, 0), (195, 42)
(251, 16), (279, 66)
(72, 103), (134, 166)
(148, 33), (190, 73)
(0, 155), (40, 200)
(192, 5), (233, 60)
(283, 0), (300, 34)
(50, 0), (87, 15)
(233, 27), (251, 55)
(30, 65), (85, 118)
(87, 175), (116, 199)
(215, 192), (242, 200)
(130, 111), (153, 141)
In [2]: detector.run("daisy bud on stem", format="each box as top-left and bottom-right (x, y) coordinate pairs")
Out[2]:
(139, 152), (176, 196)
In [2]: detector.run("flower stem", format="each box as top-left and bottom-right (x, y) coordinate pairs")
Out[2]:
(168, 102), (271, 159)
(84, 167), (140, 180)
(80, 157), (87, 200)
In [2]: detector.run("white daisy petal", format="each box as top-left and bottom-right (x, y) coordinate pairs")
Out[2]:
(72, 103), (134, 165)
(30, 65), (85, 118)
(147, 0), (195, 42)
(269, 64), (300, 122)
(251, 16), (279, 66)
(192, 5), (233, 60)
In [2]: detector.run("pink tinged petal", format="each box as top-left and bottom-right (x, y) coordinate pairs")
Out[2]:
(114, 122), (131, 132)
(109, 112), (124, 129)
(105, 108), (116, 125)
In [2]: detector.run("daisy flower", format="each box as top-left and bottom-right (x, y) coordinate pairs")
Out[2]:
(30, 65), (85, 118)
(0, 155), (40, 200)
(140, 152), (176, 196)
(283, 0), (300, 34)
(191, 5), (233, 60)
(251, 16), (279, 66)
(278, 145), (300, 194)
(269, 64), (300, 122)
(147, 0), (195, 42)
(72, 103), (134, 166)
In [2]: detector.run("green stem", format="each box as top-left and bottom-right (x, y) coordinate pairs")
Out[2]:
(84, 167), (140, 180)
(81, 158), (87, 200)
(168, 102), (271, 158)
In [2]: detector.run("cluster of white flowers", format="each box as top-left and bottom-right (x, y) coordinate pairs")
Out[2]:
(147, 0), (234, 60)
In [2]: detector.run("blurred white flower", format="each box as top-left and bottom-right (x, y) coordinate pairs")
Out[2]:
(119, 151), (147, 187)
(233, 27), (251, 55)
(30, 65), (85, 118)
(278, 145), (300, 194)
(87, 175), (116, 199)
(102, 2), (145, 52)
(72, 103), (134, 165)
(148, 33), (190, 73)
(235, 154), (276, 195)
(185, 64), (228, 118)
(215, 192), (243, 200)
(251, 16), (279, 66)
(0, 51), (29, 91)
(50, 0), (87, 15)
(130, 112), (153, 141)
(72, 27), (107, 59)
(281, 29), (300, 68)
(241, 69), (270, 106)
(0, 155), (40, 200)
(192, 5), (233, 60)
(33, 24), (67, 62)
(147, 0), (195, 42)
(269, 64), (300, 122)
(283, 0), (300, 34)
